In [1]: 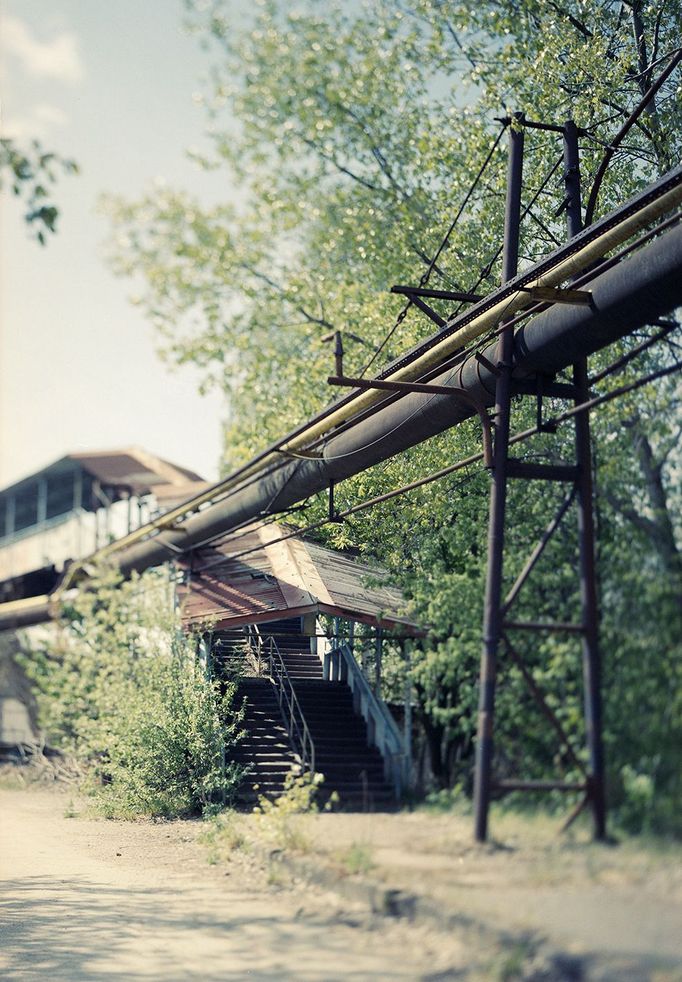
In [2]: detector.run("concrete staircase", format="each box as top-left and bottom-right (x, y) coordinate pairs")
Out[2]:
(294, 680), (395, 809)
(231, 618), (396, 810)
(232, 677), (299, 807)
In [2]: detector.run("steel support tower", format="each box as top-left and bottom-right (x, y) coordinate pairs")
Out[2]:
(473, 116), (607, 841)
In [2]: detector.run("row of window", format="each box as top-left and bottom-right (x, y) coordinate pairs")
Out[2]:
(1, 471), (96, 539)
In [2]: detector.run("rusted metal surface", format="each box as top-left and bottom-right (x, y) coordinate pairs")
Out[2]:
(566, 117), (607, 840)
(473, 112), (525, 843)
(178, 522), (420, 634)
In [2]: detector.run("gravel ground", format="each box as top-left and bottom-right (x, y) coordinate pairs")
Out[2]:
(0, 787), (471, 981)
(2, 786), (681, 981)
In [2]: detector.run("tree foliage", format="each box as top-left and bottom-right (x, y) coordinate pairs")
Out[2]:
(105, 0), (682, 831)
(1, 138), (79, 244)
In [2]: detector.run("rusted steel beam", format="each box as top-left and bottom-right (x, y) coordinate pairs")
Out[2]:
(505, 460), (578, 482)
(565, 117), (607, 841)
(501, 488), (577, 615)
(519, 285), (592, 305)
(391, 285), (483, 303)
(473, 112), (525, 843)
(502, 633), (588, 778)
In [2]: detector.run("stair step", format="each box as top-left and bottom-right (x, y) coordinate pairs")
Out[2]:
(226, 624), (396, 808)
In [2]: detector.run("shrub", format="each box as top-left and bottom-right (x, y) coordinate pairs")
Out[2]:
(22, 564), (244, 817)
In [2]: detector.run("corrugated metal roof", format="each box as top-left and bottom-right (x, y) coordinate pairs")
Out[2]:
(0, 448), (205, 499)
(178, 522), (422, 633)
(70, 452), (162, 490)
(70, 448), (204, 494)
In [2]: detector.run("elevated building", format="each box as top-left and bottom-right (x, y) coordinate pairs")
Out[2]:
(0, 448), (208, 605)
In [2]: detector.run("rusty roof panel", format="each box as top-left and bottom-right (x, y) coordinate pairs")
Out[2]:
(178, 522), (421, 632)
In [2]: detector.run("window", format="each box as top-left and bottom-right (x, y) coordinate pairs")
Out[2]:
(46, 472), (75, 520)
(13, 483), (39, 532)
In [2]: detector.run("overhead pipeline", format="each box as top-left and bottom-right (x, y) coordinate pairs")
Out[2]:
(112, 219), (682, 574)
(61, 164), (682, 573)
(2, 201), (681, 631)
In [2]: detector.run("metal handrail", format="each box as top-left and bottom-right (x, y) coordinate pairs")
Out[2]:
(246, 625), (316, 777)
(326, 642), (405, 798)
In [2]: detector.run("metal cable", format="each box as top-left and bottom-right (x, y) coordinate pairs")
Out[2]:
(454, 155), (564, 317)
(357, 121), (508, 378)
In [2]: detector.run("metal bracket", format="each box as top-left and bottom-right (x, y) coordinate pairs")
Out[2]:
(519, 285), (593, 306)
(328, 374), (493, 468)
(391, 285), (483, 303)
(475, 351), (502, 377)
(328, 479), (343, 523)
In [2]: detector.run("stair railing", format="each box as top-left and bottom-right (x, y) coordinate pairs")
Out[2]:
(326, 642), (405, 799)
(246, 625), (316, 777)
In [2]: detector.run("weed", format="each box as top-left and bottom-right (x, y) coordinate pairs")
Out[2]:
(490, 941), (535, 981)
(253, 771), (324, 853)
(63, 798), (78, 818)
(200, 810), (249, 865)
(266, 863), (288, 888)
(340, 841), (374, 876)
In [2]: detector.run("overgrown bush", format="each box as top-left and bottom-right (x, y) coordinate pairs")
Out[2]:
(21, 564), (244, 818)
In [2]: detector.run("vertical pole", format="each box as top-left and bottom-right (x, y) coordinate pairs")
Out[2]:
(374, 627), (383, 696)
(564, 120), (607, 839)
(403, 640), (413, 791)
(333, 616), (339, 682)
(473, 113), (524, 842)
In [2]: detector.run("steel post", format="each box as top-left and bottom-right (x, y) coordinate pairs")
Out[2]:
(473, 113), (524, 842)
(564, 120), (607, 839)
(374, 626), (383, 695)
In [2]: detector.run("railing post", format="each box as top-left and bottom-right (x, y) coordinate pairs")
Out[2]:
(374, 627), (383, 695)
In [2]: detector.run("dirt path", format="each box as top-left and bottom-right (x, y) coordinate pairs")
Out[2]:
(0, 789), (463, 981)
(299, 810), (682, 972)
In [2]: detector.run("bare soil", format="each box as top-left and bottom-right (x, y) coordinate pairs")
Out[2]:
(0, 787), (467, 981)
(2, 785), (681, 981)
(291, 809), (682, 978)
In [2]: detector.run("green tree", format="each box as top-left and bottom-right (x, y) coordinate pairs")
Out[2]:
(106, 0), (681, 829)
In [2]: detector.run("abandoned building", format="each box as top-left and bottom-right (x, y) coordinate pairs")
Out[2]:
(0, 448), (207, 749)
(179, 520), (421, 805)
(0, 447), (208, 606)
(0, 449), (420, 808)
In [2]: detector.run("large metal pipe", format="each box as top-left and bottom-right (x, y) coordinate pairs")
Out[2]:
(3, 219), (681, 630)
(117, 219), (682, 571)
(60, 164), (682, 575)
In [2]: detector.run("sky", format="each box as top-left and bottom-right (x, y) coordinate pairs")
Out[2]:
(0, 0), (234, 488)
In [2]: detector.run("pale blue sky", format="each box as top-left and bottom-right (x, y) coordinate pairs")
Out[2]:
(1, 0), (235, 487)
